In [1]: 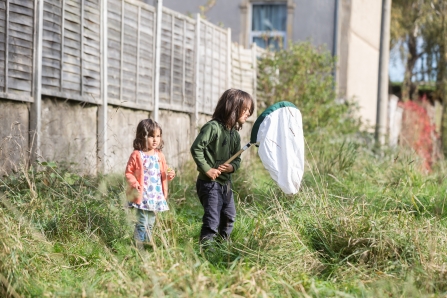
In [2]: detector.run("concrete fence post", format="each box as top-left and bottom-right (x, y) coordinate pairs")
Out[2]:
(97, 0), (108, 173)
(375, 0), (391, 145)
(192, 13), (201, 144)
(227, 28), (232, 89)
(251, 43), (258, 117)
(153, 0), (163, 121)
(5, 0), (9, 94)
(30, 0), (44, 164)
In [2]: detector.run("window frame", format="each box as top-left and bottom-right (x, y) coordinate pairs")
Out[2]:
(249, 2), (288, 49)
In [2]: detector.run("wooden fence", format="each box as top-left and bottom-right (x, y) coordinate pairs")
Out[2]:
(0, 0), (262, 170)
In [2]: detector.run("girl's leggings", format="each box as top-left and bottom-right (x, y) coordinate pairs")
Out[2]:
(134, 208), (156, 243)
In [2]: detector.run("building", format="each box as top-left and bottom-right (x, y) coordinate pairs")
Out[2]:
(160, 0), (388, 128)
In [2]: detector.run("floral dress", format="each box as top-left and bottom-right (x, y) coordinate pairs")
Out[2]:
(129, 151), (169, 212)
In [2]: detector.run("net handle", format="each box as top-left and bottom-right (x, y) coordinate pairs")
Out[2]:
(223, 142), (259, 164)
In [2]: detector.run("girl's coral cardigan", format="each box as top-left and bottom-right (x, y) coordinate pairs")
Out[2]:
(125, 149), (168, 204)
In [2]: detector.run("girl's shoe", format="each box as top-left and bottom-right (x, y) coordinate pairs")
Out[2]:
(134, 239), (144, 250)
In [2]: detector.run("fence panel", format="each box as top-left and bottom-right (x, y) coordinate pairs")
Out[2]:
(231, 43), (255, 96)
(197, 20), (228, 115)
(0, 0), (35, 101)
(0, 0), (257, 113)
(83, 0), (101, 101)
(41, 0), (61, 93)
(107, 0), (155, 110)
(158, 7), (195, 113)
(41, 0), (101, 103)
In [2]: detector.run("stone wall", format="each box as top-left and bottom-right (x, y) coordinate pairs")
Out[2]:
(40, 98), (98, 175)
(106, 106), (151, 173)
(0, 100), (29, 175)
(1, 98), (254, 176)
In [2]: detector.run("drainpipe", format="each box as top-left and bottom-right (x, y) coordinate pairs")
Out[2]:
(375, 0), (391, 145)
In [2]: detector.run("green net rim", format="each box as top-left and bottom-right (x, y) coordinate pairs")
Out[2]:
(250, 101), (298, 144)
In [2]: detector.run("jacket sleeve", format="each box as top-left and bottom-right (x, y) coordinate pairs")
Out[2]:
(190, 122), (216, 175)
(229, 131), (241, 173)
(158, 152), (169, 200)
(125, 152), (140, 189)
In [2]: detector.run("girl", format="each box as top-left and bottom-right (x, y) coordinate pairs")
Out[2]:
(125, 119), (175, 247)
(190, 88), (254, 244)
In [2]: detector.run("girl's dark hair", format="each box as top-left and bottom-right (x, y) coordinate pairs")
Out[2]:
(212, 88), (254, 130)
(133, 119), (164, 151)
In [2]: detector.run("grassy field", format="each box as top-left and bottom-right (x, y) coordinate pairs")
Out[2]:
(1, 135), (447, 297)
(2, 43), (447, 297)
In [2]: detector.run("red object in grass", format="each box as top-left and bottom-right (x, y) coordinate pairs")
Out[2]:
(399, 97), (437, 172)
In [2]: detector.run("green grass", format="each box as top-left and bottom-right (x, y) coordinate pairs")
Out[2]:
(1, 141), (447, 297)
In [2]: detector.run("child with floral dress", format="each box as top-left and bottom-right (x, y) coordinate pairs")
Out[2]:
(125, 119), (175, 247)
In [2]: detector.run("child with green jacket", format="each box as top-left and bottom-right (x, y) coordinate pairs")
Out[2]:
(190, 88), (254, 244)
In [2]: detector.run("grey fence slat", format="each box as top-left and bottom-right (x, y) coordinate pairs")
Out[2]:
(9, 21), (33, 34)
(8, 77), (32, 91)
(8, 61), (31, 72)
(9, 44), (32, 56)
(9, 69), (32, 80)
(9, 4), (33, 17)
(9, 36), (33, 49)
(9, 29), (32, 42)
(83, 59), (100, 72)
(11, 0), (34, 9)
(42, 57), (60, 68)
(44, 1), (61, 14)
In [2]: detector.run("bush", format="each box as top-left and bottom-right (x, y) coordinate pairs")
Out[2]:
(257, 42), (360, 136)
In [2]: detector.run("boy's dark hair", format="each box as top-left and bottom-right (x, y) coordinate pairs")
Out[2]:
(133, 119), (164, 151)
(212, 88), (254, 130)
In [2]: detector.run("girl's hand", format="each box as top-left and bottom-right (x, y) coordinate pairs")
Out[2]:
(167, 169), (176, 180)
(217, 164), (234, 173)
(206, 168), (221, 180)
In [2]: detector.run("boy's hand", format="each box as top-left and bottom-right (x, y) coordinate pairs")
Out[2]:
(217, 164), (234, 173)
(206, 168), (221, 180)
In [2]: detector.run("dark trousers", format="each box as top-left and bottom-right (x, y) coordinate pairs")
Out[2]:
(196, 179), (236, 242)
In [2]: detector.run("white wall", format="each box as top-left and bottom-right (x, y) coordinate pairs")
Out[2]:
(341, 0), (382, 127)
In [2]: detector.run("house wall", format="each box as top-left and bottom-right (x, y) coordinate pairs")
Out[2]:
(161, 0), (336, 51)
(337, 0), (381, 127)
(162, 0), (384, 128)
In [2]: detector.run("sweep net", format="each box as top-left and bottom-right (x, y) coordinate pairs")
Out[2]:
(251, 102), (304, 194)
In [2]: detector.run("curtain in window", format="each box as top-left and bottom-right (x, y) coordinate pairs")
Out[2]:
(252, 4), (287, 32)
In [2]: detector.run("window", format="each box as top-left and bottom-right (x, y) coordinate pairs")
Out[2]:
(250, 3), (287, 50)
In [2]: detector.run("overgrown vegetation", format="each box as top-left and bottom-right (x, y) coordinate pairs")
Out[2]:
(2, 43), (447, 297)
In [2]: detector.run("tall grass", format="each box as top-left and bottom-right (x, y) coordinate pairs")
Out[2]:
(2, 42), (447, 296)
(1, 138), (447, 297)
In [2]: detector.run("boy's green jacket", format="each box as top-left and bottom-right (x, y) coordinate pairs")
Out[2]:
(190, 120), (242, 185)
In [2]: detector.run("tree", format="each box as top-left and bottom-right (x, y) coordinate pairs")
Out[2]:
(390, 0), (426, 101)
(391, 0), (447, 156)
